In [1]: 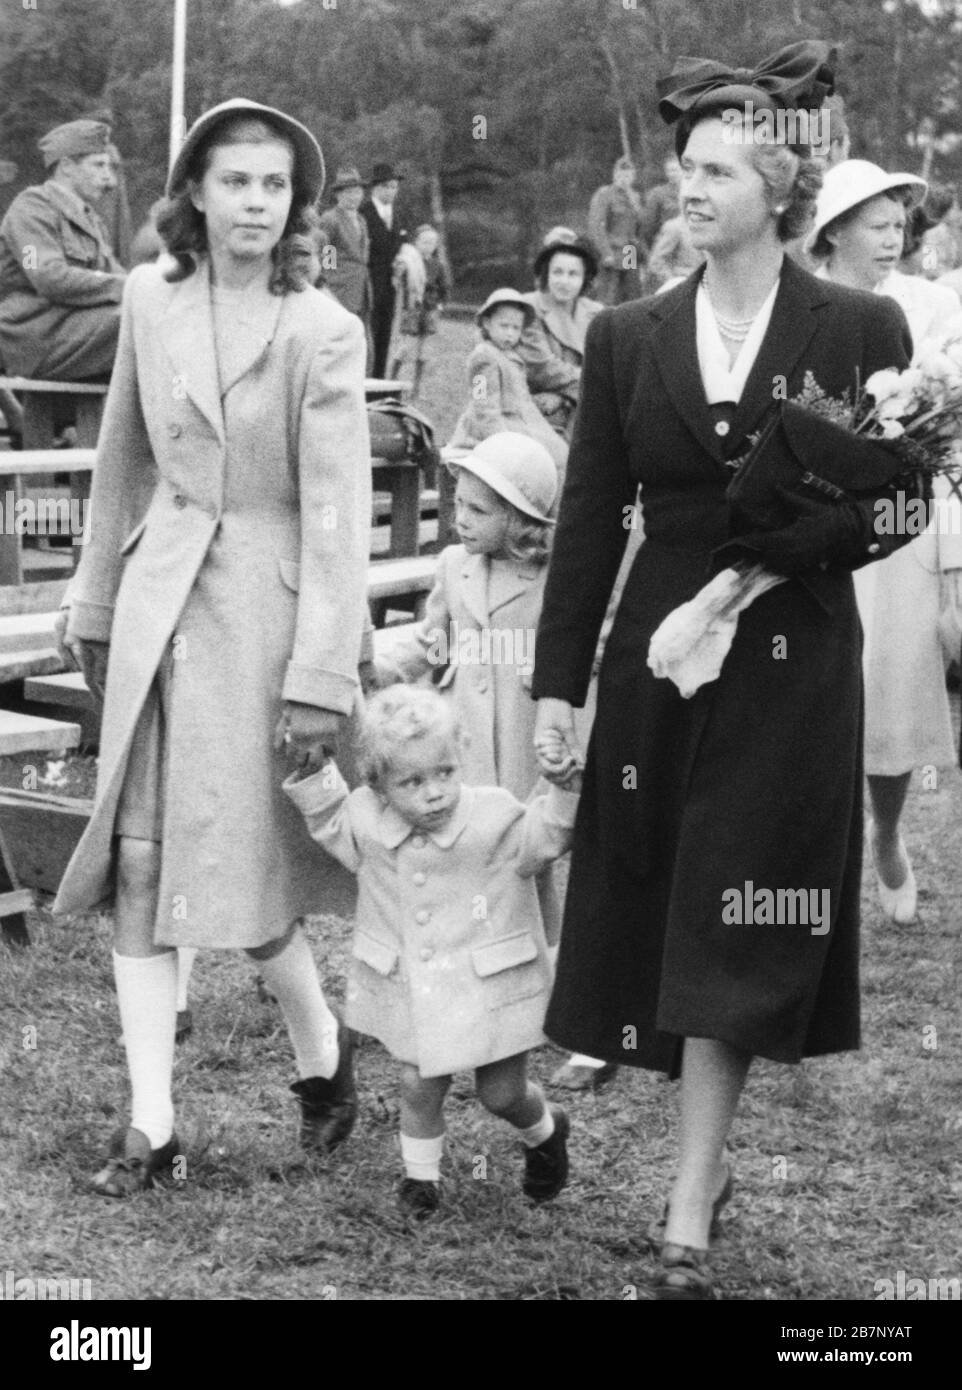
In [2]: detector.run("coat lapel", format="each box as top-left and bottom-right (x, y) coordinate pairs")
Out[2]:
(649, 269), (726, 464)
(486, 562), (540, 617)
(217, 292), (284, 398)
(159, 259), (225, 444)
(459, 551), (491, 628)
(726, 256), (829, 447)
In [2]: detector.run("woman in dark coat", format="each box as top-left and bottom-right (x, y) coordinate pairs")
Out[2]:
(531, 43), (913, 1299)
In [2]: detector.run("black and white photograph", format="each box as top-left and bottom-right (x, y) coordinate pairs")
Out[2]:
(1, 0), (960, 1334)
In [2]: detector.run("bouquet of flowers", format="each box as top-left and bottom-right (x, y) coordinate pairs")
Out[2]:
(648, 343), (962, 699)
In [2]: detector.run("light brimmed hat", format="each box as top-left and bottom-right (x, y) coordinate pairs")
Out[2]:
(805, 159), (927, 256)
(475, 288), (535, 327)
(532, 227), (598, 282)
(167, 98), (325, 202)
(454, 432), (558, 525)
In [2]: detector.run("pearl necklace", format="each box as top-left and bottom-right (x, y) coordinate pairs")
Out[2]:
(702, 282), (759, 342)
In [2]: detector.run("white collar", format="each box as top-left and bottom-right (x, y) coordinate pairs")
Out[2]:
(377, 786), (474, 849)
(695, 275), (781, 405)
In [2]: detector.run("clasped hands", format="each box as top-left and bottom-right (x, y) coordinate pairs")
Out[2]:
(534, 697), (584, 791)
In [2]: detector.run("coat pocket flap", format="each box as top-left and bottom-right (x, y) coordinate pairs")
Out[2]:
(120, 519), (148, 557)
(471, 932), (539, 978)
(352, 930), (398, 976)
(278, 558), (300, 592)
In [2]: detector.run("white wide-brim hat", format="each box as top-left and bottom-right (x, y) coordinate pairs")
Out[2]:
(167, 98), (325, 202)
(805, 159), (927, 255)
(453, 432), (558, 525)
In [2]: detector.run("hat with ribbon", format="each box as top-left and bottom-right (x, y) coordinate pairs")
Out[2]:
(369, 161), (405, 185)
(657, 39), (837, 152)
(331, 165), (367, 192)
(38, 120), (112, 168)
(167, 98), (325, 202)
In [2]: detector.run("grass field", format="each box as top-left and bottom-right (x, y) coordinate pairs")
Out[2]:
(2, 312), (961, 1303)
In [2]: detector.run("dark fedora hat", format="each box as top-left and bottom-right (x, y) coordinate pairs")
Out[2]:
(331, 165), (367, 192)
(369, 161), (405, 185)
(532, 226), (598, 282)
(167, 98), (325, 202)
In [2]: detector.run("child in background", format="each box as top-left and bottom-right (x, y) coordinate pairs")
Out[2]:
(389, 224), (450, 395)
(284, 684), (580, 1217)
(447, 290), (568, 476)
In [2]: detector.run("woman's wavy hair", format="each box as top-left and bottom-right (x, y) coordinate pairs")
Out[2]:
(677, 103), (824, 245)
(155, 115), (320, 293)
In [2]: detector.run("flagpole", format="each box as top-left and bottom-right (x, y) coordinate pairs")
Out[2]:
(169, 0), (188, 172)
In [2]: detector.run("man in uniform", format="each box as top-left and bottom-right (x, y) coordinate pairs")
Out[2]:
(0, 119), (125, 380)
(587, 156), (647, 306)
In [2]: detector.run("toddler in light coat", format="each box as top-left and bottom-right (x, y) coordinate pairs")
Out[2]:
(285, 684), (580, 1218)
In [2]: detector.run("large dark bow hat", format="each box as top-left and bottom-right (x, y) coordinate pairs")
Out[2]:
(657, 39), (837, 153)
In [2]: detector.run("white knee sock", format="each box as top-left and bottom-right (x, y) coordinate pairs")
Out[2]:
(113, 951), (177, 1150)
(400, 1133), (444, 1181)
(256, 930), (340, 1080)
(518, 1104), (555, 1148)
(175, 948), (197, 1012)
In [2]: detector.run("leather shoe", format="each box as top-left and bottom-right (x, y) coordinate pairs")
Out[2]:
(653, 1243), (715, 1301)
(397, 1177), (440, 1220)
(92, 1126), (180, 1198)
(549, 1060), (617, 1091)
(644, 1165), (734, 1250)
(522, 1104), (570, 1202)
(289, 1022), (357, 1153)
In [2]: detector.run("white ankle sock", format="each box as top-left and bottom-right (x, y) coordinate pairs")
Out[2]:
(113, 951), (177, 1150)
(518, 1104), (555, 1148)
(175, 948), (197, 1012)
(400, 1133), (444, 1181)
(256, 930), (340, 1079)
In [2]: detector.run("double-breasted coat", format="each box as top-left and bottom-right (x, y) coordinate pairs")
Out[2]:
(284, 769), (577, 1077)
(0, 180), (125, 378)
(53, 259), (372, 948)
(446, 340), (568, 470)
(531, 257), (913, 1073)
(318, 206), (371, 318)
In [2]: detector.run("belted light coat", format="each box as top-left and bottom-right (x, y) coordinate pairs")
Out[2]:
(53, 259), (372, 948)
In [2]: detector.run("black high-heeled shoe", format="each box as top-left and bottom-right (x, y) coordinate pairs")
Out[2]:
(643, 1165), (734, 1251)
(653, 1243), (715, 1301)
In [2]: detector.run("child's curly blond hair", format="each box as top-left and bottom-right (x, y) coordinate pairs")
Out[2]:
(357, 685), (464, 788)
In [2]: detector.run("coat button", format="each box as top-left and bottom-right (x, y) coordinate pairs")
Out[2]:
(867, 542), (881, 554)
(412, 871), (427, 886)
(477, 677), (488, 692)
(411, 835), (426, 849)
(415, 909), (430, 924)
(714, 420), (730, 436)
(173, 493), (187, 509)
(168, 422), (182, 438)
(419, 946), (434, 961)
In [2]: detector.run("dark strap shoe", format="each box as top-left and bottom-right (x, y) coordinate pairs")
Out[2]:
(522, 1103), (570, 1202)
(92, 1126), (180, 1198)
(289, 1022), (357, 1153)
(397, 1177), (440, 1220)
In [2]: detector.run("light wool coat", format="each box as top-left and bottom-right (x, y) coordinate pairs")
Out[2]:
(285, 769), (577, 1076)
(379, 544), (547, 800)
(53, 259), (372, 947)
